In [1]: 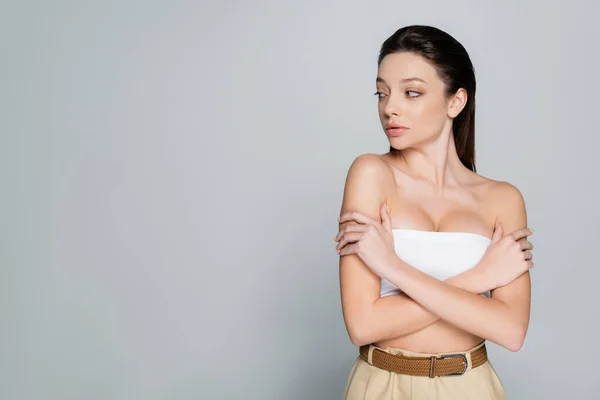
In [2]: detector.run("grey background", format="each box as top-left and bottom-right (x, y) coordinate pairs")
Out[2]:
(1, 0), (598, 399)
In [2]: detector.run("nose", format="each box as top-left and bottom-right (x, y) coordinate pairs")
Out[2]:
(382, 92), (401, 117)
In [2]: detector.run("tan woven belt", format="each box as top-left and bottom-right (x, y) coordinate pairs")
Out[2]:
(359, 342), (487, 378)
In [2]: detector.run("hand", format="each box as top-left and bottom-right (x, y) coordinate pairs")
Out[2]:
(334, 204), (398, 280)
(476, 221), (534, 292)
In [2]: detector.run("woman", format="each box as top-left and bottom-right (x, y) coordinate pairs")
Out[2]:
(334, 25), (533, 399)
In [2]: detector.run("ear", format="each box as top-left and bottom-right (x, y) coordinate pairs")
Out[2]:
(447, 88), (468, 118)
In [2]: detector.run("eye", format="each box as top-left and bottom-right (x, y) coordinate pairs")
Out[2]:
(373, 91), (387, 99)
(406, 90), (421, 98)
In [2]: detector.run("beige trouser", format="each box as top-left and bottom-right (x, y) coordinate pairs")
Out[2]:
(343, 340), (507, 400)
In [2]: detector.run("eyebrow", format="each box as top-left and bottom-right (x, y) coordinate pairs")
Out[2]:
(376, 77), (427, 84)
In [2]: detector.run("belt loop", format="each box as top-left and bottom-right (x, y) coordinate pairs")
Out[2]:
(465, 350), (473, 372)
(429, 356), (436, 378)
(367, 345), (375, 365)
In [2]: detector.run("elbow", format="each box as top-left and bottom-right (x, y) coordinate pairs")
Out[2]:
(506, 339), (523, 352)
(345, 304), (378, 347)
(348, 326), (371, 347)
(504, 323), (527, 352)
(347, 316), (374, 347)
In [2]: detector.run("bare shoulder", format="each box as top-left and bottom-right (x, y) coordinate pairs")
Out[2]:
(343, 153), (394, 195)
(487, 180), (526, 210)
(340, 153), (394, 218)
(485, 179), (528, 229)
(345, 153), (394, 179)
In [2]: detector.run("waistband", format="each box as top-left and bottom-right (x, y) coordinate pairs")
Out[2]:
(359, 340), (488, 378)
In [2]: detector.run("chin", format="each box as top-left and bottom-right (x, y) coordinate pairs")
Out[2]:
(389, 144), (406, 152)
(387, 137), (407, 147)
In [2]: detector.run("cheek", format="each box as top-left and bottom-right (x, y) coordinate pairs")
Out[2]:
(413, 101), (447, 132)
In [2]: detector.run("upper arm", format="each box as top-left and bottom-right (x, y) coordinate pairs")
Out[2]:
(490, 181), (532, 334)
(338, 154), (392, 344)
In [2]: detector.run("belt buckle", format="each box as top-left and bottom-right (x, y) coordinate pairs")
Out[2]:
(439, 353), (468, 376)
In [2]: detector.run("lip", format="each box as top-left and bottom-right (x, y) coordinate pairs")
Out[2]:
(385, 122), (408, 130)
(386, 126), (408, 137)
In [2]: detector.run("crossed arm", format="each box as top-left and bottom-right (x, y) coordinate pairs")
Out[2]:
(338, 154), (531, 352)
(363, 266), (489, 344)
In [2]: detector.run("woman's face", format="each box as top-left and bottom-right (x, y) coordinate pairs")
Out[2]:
(375, 52), (453, 149)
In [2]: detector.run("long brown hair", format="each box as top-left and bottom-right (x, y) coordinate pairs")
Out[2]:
(378, 25), (477, 172)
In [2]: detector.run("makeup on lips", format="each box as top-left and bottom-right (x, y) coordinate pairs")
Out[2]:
(385, 122), (409, 137)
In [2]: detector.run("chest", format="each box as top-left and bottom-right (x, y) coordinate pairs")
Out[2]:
(380, 229), (491, 297)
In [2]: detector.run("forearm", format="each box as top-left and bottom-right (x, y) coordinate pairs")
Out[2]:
(386, 256), (523, 350)
(364, 267), (488, 344)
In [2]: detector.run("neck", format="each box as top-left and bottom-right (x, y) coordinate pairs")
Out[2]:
(392, 128), (467, 192)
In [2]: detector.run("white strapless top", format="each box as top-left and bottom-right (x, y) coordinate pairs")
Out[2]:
(380, 228), (492, 298)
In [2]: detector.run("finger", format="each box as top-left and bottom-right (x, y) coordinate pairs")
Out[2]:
(508, 227), (533, 241)
(336, 232), (364, 250)
(334, 225), (368, 243)
(335, 224), (369, 241)
(519, 239), (534, 251)
(381, 204), (392, 232)
(339, 211), (379, 226)
(338, 242), (357, 256)
(492, 220), (503, 243)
